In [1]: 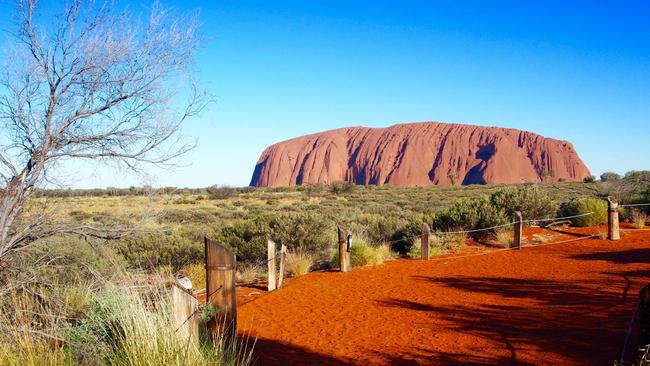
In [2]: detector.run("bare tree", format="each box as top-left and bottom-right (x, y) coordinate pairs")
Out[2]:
(0, 0), (204, 258)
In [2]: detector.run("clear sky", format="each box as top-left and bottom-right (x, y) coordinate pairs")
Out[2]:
(1, 0), (648, 188)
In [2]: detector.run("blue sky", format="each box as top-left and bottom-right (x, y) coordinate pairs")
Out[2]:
(1, 1), (648, 188)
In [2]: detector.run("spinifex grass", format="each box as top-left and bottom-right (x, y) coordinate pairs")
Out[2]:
(287, 249), (314, 277)
(0, 279), (254, 366)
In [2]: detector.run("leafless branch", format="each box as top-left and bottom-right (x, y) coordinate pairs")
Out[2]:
(0, 0), (204, 258)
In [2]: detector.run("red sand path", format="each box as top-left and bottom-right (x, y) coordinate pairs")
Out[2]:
(236, 227), (650, 365)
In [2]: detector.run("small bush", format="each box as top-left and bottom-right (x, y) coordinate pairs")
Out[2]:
(330, 237), (388, 268)
(115, 232), (203, 271)
(206, 185), (238, 200)
(434, 232), (468, 251)
(583, 175), (596, 183)
(490, 185), (558, 221)
(286, 249), (313, 277)
(330, 181), (356, 195)
(560, 197), (607, 227)
(434, 196), (508, 237)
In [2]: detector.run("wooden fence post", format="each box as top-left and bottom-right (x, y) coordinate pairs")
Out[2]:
(277, 244), (287, 289)
(267, 240), (277, 291)
(421, 223), (431, 260)
(204, 236), (237, 339)
(608, 197), (620, 241)
(638, 285), (650, 359)
(171, 284), (199, 346)
(514, 211), (523, 250)
(338, 226), (352, 272)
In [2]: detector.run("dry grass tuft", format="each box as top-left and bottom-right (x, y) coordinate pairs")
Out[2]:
(236, 263), (263, 283)
(631, 209), (648, 229)
(182, 262), (206, 290)
(286, 249), (313, 277)
(532, 234), (551, 244)
(493, 231), (514, 248)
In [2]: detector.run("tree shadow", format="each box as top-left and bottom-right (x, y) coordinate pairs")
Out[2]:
(413, 275), (625, 308)
(246, 337), (353, 366)
(374, 275), (640, 365)
(572, 248), (650, 265)
(367, 347), (525, 366)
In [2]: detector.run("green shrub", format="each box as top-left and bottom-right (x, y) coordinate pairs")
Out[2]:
(560, 197), (607, 227)
(490, 185), (558, 221)
(206, 185), (238, 200)
(355, 214), (405, 246)
(583, 175), (596, 183)
(330, 181), (357, 195)
(330, 237), (388, 268)
(390, 218), (424, 255)
(433, 196), (508, 237)
(158, 208), (219, 224)
(216, 212), (334, 263)
(216, 216), (272, 262)
(114, 232), (203, 270)
(433, 232), (468, 251)
(268, 212), (334, 255)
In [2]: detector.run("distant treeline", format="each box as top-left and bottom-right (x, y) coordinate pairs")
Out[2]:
(32, 181), (364, 198)
(31, 171), (650, 199)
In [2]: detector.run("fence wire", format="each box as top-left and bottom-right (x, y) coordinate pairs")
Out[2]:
(384, 211), (596, 244)
(522, 212), (594, 224)
(621, 203), (650, 208)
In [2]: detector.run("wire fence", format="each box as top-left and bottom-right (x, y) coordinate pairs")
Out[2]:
(419, 233), (599, 263)
(383, 211), (598, 245)
(522, 211), (594, 224)
(360, 199), (650, 248)
(621, 203), (650, 208)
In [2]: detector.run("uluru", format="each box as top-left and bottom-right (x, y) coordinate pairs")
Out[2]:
(250, 122), (591, 187)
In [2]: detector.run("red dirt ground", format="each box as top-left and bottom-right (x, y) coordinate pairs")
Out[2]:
(236, 227), (650, 365)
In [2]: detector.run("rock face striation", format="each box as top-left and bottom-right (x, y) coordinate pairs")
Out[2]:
(250, 122), (591, 187)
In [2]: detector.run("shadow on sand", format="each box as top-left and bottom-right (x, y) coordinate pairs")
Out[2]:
(244, 337), (353, 366)
(373, 272), (642, 365)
